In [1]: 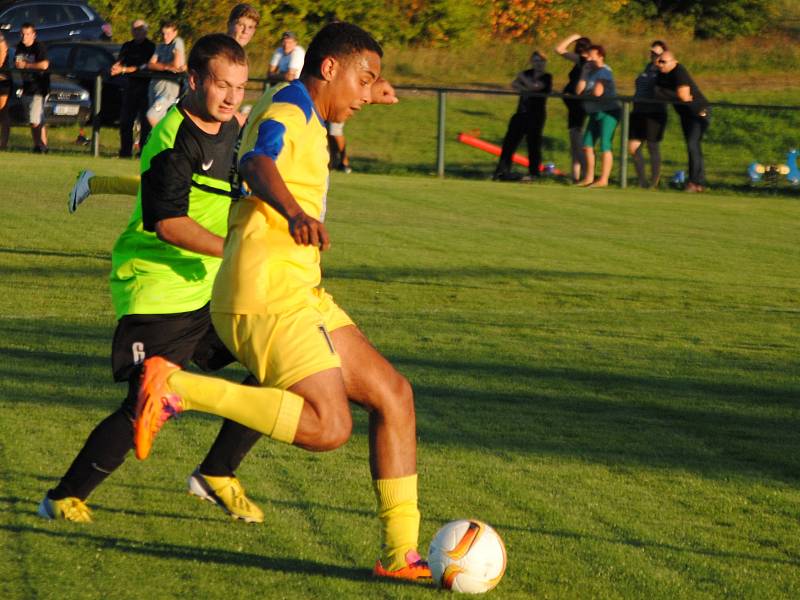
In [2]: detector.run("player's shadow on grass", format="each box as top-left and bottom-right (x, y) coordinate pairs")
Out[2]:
(0, 524), (394, 585)
(0, 246), (111, 262)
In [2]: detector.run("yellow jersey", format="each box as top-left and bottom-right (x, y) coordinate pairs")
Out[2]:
(212, 80), (330, 314)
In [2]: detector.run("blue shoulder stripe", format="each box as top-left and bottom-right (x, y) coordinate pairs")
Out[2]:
(240, 119), (286, 164)
(273, 82), (313, 123)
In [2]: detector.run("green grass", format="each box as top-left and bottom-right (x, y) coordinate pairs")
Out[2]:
(1, 153), (799, 599)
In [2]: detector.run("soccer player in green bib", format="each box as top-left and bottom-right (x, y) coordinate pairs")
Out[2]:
(38, 34), (265, 523)
(134, 22), (430, 581)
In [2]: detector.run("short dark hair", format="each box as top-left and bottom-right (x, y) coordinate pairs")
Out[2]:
(188, 33), (247, 79)
(574, 37), (591, 54)
(589, 44), (606, 58)
(301, 22), (382, 79)
(228, 4), (259, 26)
(651, 40), (668, 52)
(161, 20), (179, 31)
(20, 22), (35, 32)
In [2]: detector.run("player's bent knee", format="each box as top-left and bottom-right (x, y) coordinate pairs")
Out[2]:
(377, 373), (416, 423)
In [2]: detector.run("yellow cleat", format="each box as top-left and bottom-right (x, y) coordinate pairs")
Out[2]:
(187, 469), (264, 524)
(37, 495), (92, 523)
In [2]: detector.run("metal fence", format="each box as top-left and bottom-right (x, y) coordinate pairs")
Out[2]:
(393, 85), (800, 191)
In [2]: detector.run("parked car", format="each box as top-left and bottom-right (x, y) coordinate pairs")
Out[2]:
(8, 74), (91, 125)
(0, 0), (111, 46)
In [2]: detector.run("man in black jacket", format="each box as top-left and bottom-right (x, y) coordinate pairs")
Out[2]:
(655, 51), (710, 192)
(110, 19), (156, 158)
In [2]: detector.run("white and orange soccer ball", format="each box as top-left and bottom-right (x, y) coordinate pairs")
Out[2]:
(428, 519), (507, 593)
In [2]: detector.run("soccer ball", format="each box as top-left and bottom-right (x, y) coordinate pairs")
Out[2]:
(428, 519), (507, 593)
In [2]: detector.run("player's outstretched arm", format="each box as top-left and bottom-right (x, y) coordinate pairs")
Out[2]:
(240, 154), (330, 250)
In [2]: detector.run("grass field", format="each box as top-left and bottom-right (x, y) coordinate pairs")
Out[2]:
(1, 152), (799, 599)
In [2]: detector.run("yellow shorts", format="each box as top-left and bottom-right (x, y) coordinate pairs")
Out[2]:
(212, 288), (354, 390)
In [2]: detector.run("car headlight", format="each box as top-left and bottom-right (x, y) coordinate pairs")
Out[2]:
(79, 90), (90, 101)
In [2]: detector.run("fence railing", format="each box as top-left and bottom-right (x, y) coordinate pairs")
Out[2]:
(3, 67), (800, 191)
(395, 84), (800, 186)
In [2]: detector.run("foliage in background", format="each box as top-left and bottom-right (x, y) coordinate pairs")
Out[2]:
(620, 0), (773, 39)
(91, 0), (780, 47)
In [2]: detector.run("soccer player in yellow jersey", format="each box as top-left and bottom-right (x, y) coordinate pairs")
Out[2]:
(134, 22), (430, 581)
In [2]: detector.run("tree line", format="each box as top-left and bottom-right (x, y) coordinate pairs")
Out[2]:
(92, 0), (775, 47)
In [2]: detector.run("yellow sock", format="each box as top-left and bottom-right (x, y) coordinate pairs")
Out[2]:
(89, 175), (140, 196)
(167, 370), (303, 443)
(374, 474), (420, 571)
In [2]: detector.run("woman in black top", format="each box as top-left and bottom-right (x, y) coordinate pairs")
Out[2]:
(629, 40), (669, 188)
(555, 34), (591, 182)
(494, 51), (553, 181)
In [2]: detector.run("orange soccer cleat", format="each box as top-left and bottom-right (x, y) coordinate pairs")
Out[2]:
(134, 356), (183, 460)
(373, 549), (432, 581)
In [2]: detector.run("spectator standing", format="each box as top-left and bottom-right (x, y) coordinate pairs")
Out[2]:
(493, 51), (552, 181)
(655, 51), (710, 192)
(110, 19), (156, 158)
(576, 45), (621, 187)
(268, 31), (305, 83)
(147, 21), (186, 128)
(556, 33), (592, 182)
(0, 32), (10, 150)
(629, 40), (668, 188)
(227, 3), (260, 47)
(14, 23), (49, 153)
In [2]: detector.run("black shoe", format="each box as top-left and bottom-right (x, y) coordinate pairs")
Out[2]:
(493, 171), (521, 182)
(32, 145), (48, 154)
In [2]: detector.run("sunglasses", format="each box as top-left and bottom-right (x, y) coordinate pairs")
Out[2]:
(656, 59), (668, 65)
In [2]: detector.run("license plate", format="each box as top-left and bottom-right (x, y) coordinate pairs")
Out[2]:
(53, 104), (80, 116)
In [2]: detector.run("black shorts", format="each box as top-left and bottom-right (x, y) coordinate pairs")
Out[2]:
(0, 79), (11, 94)
(629, 112), (667, 143)
(564, 99), (586, 130)
(110, 303), (235, 383)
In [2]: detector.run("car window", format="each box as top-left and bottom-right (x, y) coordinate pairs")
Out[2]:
(47, 44), (71, 69)
(2, 6), (40, 29)
(63, 5), (91, 24)
(74, 45), (112, 72)
(37, 5), (72, 28)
